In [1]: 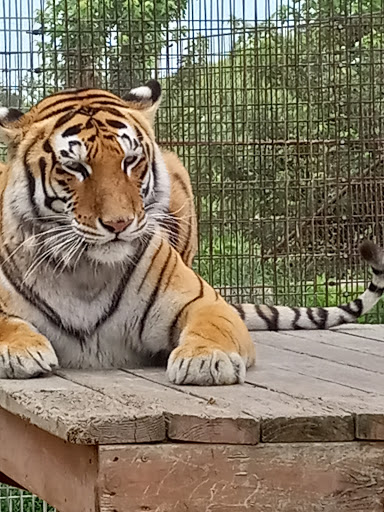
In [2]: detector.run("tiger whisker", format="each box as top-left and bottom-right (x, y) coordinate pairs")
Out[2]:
(146, 198), (193, 218)
(25, 236), (76, 277)
(23, 236), (77, 283)
(55, 239), (85, 274)
(149, 211), (196, 221)
(148, 220), (192, 244)
(64, 240), (85, 268)
(3, 226), (73, 265)
(72, 243), (87, 270)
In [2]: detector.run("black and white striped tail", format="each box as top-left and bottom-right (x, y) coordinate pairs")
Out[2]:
(232, 240), (384, 331)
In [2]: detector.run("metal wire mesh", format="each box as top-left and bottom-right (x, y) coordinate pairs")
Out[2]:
(0, 0), (384, 504)
(0, 485), (54, 511)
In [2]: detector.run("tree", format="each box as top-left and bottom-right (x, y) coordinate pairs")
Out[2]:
(160, 0), (384, 246)
(35, 0), (187, 93)
(32, 0), (384, 305)
(0, 88), (21, 108)
(153, 0), (384, 299)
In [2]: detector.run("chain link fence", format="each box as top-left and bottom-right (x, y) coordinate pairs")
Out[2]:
(1, 0), (384, 507)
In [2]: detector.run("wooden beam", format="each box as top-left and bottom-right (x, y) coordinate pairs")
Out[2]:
(356, 414), (384, 440)
(98, 442), (384, 512)
(0, 471), (25, 489)
(0, 407), (97, 512)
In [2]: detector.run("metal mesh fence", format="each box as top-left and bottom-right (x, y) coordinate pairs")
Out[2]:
(0, 0), (384, 504)
(0, 485), (54, 511)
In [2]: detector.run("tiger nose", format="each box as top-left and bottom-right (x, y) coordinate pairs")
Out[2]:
(100, 218), (134, 234)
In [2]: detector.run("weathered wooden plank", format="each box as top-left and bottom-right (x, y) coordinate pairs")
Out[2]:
(127, 369), (355, 443)
(246, 364), (384, 440)
(0, 375), (165, 444)
(252, 334), (384, 394)
(98, 442), (384, 512)
(356, 414), (384, 440)
(246, 364), (371, 399)
(258, 330), (384, 373)
(283, 327), (384, 357)
(0, 324), (381, 446)
(336, 324), (384, 342)
(57, 369), (260, 445)
(0, 407), (97, 512)
(251, 332), (384, 439)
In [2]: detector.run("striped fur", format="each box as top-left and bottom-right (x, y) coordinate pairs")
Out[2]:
(159, 150), (197, 267)
(0, 83), (252, 385)
(229, 238), (384, 330)
(0, 83), (381, 386)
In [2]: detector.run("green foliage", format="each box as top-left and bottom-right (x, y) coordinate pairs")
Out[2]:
(158, 0), (384, 256)
(0, 486), (55, 512)
(0, 89), (21, 108)
(1, 0), (383, 319)
(302, 273), (384, 323)
(35, 0), (187, 93)
(197, 234), (384, 322)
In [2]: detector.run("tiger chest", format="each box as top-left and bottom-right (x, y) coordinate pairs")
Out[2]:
(6, 269), (174, 368)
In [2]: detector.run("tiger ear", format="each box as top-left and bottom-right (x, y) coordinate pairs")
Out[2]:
(123, 80), (162, 126)
(0, 107), (23, 146)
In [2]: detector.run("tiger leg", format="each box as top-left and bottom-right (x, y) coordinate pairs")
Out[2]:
(167, 301), (256, 385)
(0, 315), (58, 378)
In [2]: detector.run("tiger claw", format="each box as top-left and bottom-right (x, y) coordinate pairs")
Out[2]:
(0, 322), (58, 379)
(167, 345), (245, 386)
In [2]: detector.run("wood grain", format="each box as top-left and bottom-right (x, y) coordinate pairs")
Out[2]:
(127, 368), (355, 442)
(336, 324), (384, 342)
(98, 442), (384, 512)
(267, 330), (384, 372)
(253, 334), (384, 394)
(245, 362), (384, 440)
(0, 324), (381, 446)
(246, 364), (372, 400)
(251, 330), (384, 439)
(286, 328), (384, 357)
(57, 369), (260, 445)
(0, 407), (97, 512)
(356, 414), (384, 440)
(0, 375), (165, 444)
(0, 324), (381, 512)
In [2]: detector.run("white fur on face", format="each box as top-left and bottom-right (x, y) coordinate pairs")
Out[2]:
(53, 133), (92, 181)
(117, 126), (143, 177)
(7, 121), (168, 267)
(85, 239), (141, 264)
(151, 145), (170, 210)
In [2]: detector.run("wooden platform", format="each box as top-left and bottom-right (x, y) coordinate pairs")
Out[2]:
(0, 324), (384, 511)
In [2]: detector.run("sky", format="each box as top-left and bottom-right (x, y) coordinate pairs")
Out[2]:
(0, 0), (279, 91)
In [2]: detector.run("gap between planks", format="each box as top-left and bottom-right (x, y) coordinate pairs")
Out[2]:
(124, 368), (358, 443)
(61, 368), (356, 443)
(0, 325), (382, 444)
(251, 331), (384, 394)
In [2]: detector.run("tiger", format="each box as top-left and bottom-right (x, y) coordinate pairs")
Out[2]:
(159, 149), (197, 267)
(0, 80), (382, 386)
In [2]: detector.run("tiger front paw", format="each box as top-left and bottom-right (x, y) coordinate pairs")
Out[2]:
(167, 344), (246, 386)
(0, 320), (58, 379)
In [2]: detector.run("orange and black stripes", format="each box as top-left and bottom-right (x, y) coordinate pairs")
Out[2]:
(169, 273), (205, 346)
(138, 244), (173, 341)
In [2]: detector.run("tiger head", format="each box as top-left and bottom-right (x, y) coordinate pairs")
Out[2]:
(0, 81), (170, 264)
